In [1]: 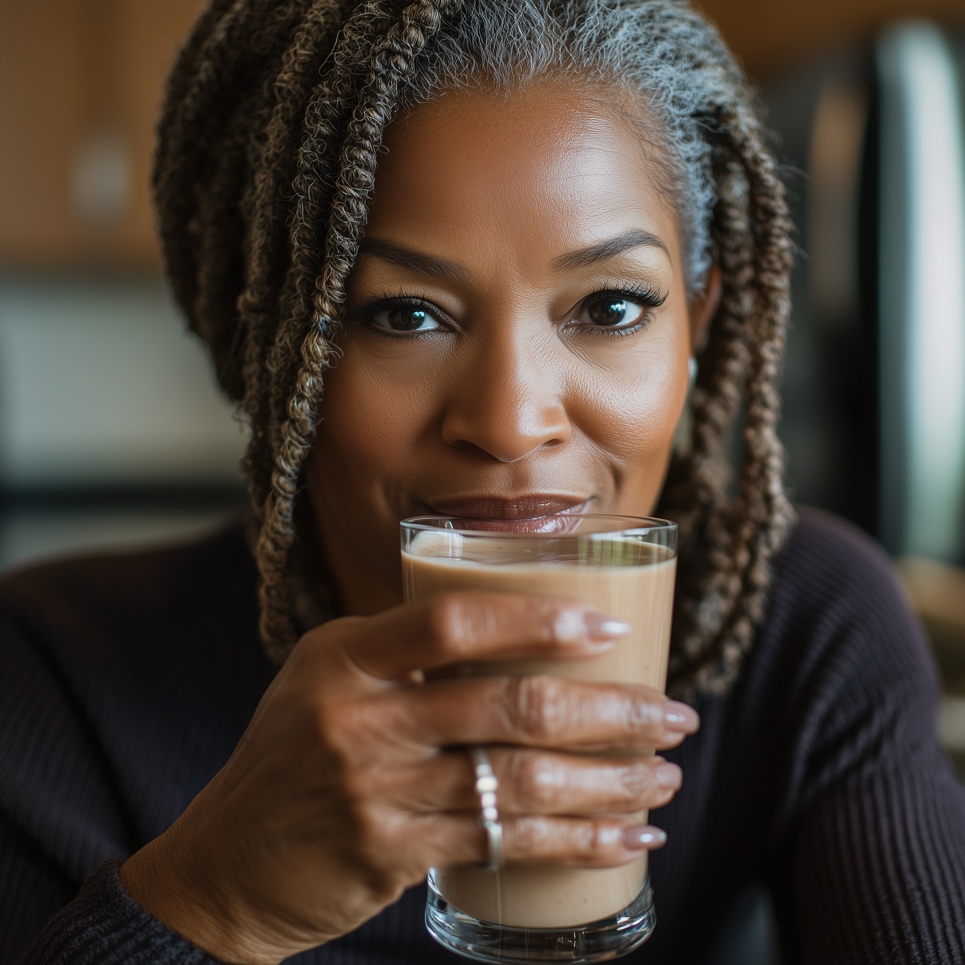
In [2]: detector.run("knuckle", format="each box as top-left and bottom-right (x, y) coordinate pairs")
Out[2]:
(365, 874), (407, 910)
(584, 823), (626, 865)
(506, 752), (559, 810)
(618, 763), (651, 802)
(424, 596), (461, 649)
(353, 814), (412, 902)
(314, 698), (360, 751)
(569, 821), (613, 864)
(569, 821), (599, 858)
(527, 599), (561, 643)
(354, 805), (388, 854)
(425, 595), (484, 658)
(628, 693), (664, 735)
(312, 699), (350, 753)
(313, 698), (387, 774)
(578, 821), (607, 855)
(502, 675), (567, 741)
(510, 815), (545, 855)
(510, 816), (620, 863)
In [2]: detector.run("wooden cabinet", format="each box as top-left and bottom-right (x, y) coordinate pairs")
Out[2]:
(0, 0), (202, 268)
(1, 0), (963, 269)
(698, 0), (965, 76)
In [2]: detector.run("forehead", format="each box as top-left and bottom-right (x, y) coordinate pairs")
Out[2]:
(366, 82), (681, 261)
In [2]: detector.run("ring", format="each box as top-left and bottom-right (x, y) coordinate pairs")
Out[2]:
(469, 745), (503, 871)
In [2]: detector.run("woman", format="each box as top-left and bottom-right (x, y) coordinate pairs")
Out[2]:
(1, 1), (963, 963)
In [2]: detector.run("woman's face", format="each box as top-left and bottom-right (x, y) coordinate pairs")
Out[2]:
(308, 83), (718, 615)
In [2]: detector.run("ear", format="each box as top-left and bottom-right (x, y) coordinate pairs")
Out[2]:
(688, 262), (722, 354)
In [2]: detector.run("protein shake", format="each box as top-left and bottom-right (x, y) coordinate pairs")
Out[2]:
(402, 518), (676, 929)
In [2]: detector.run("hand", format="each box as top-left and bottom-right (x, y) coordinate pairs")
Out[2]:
(120, 592), (699, 964)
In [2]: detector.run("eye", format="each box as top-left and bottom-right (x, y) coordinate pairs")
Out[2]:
(585, 296), (644, 328)
(573, 286), (668, 333)
(366, 299), (445, 334)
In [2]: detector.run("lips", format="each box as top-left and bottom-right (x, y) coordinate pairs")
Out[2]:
(424, 495), (591, 533)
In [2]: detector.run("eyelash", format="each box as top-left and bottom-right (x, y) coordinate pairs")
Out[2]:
(583, 282), (668, 338)
(356, 283), (669, 339)
(356, 291), (445, 339)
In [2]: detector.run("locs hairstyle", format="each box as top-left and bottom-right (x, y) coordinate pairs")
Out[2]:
(154, 0), (795, 699)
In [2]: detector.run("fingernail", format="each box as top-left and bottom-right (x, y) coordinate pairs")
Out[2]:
(582, 612), (631, 642)
(663, 701), (700, 732)
(655, 762), (682, 790)
(553, 610), (612, 646)
(623, 825), (667, 850)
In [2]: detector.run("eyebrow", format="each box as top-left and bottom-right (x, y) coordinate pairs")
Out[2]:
(359, 227), (671, 280)
(359, 238), (472, 280)
(550, 229), (671, 272)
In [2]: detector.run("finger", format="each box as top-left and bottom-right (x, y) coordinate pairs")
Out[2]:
(387, 675), (700, 751)
(336, 591), (628, 680)
(503, 815), (667, 867)
(399, 750), (682, 816)
(422, 811), (667, 869)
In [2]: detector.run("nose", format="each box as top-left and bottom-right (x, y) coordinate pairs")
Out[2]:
(440, 332), (571, 462)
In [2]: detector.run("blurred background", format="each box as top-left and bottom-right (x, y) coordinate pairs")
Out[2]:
(0, 0), (249, 570)
(1, 0), (964, 732)
(1, 1), (963, 961)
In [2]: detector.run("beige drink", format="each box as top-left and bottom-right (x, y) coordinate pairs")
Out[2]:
(402, 528), (676, 930)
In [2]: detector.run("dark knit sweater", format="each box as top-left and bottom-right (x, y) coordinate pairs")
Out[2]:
(1, 508), (963, 964)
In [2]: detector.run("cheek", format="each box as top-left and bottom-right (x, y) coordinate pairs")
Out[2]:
(322, 389), (400, 480)
(572, 336), (688, 468)
(313, 344), (433, 497)
(307, 348), (431, 605)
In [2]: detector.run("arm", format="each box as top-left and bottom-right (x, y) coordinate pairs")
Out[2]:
(0, 614), (223, 965)
(119, 595), (695, 962)
(0, 591), (332, 965)
(15, 861), (218, 965)
(788, 749), (965, 964)
(768, 518), (965, 964)
(2, 593), (695, 964)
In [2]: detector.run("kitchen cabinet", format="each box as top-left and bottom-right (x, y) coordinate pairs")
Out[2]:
(0, 0), (962, 268)
(699, 0), (965, 76)
(0, 0), (203, 267)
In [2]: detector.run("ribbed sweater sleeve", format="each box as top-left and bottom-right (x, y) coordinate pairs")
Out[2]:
(763, 512), (965, 964)
(18, 861), (221, 965)
(1, 514), (962, 964)
(0, 526), (271, 965)
(0, 613), (221, 965)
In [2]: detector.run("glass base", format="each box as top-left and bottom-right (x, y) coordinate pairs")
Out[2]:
(425, 871), (655, 963)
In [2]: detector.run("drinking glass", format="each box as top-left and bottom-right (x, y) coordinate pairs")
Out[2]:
(400, 514), (678, 963)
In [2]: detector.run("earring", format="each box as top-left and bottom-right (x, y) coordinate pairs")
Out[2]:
(673, 356), (698, 455)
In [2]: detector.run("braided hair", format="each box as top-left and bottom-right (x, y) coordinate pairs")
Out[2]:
(154, 0), (795, 700)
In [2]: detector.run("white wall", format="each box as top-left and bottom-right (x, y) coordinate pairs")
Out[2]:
(0, 274), (248, 570)
(0, 275), (247, 486)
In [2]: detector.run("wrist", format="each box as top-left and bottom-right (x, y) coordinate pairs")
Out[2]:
(120, 830), (284, 965)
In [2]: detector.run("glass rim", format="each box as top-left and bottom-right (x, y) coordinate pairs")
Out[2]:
(400, 512), (677, 539)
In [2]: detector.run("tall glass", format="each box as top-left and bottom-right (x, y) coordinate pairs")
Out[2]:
(400, 514), (678, 963)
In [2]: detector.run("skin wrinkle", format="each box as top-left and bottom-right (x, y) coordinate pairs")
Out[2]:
(124, 6), (808, 945)
(309, 83), (702, 617)
(360, 230), (671, 280)
(550, 229), (672, 273)
(504, 675), (571, 744)
(154, 0), (793, 697)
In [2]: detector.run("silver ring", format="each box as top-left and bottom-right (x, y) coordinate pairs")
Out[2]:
(469, 745), (503, 871)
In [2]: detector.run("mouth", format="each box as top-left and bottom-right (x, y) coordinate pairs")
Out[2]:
(422, 495), (592, 533)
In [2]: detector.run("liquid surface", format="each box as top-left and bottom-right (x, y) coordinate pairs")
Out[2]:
(403, 546), (676, 928)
